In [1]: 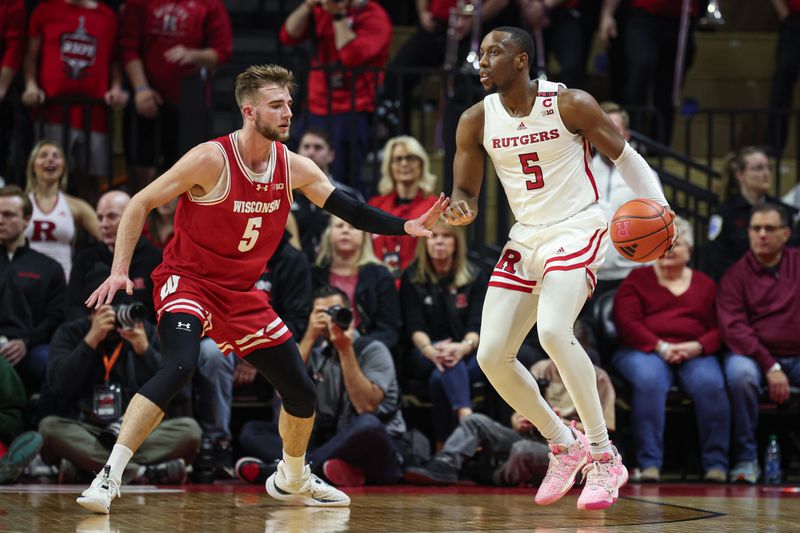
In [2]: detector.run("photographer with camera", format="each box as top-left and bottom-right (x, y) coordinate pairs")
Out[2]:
(37, 299), (201, 484)
(236, 285), (405, 487)
(66, 191), (162, 322)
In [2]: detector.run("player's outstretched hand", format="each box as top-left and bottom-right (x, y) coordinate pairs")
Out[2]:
(404, 193), (450, 237)
(85, 273), (134, 309)
(443, 198), (477, 226)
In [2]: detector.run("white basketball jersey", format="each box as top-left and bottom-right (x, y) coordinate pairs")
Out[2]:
(482, 80), (599, 226)
(25, 192), (75, 279)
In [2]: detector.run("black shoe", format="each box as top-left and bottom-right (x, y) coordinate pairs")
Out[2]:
(214, 439), (235, 479)
(403, 458), (458, 485)
(0, 431), (43, 484)
(142, 458), (187, 485)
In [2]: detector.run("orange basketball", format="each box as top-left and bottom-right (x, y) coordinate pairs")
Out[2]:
(610, 199), (674, 263)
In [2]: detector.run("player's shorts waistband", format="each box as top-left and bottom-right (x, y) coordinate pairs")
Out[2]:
(512, 201), (601, 231)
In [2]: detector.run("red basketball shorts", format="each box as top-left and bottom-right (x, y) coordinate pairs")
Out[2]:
(152, 272), (293, 357)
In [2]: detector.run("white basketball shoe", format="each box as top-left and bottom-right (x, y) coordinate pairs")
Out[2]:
(266, 460), (350, 506)
(77, 465), (120, 514)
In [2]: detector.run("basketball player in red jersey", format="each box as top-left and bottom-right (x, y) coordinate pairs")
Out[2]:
(443, 28), (674, 510)
(76, 64), (448, 514)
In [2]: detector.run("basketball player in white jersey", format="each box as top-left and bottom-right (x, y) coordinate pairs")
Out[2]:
(444, 27), (673, 510)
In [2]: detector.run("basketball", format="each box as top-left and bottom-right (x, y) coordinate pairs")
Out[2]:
(610, 199), (674, 263)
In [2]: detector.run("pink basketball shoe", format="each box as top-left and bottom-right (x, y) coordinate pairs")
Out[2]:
(534, 423), (588, 506)
(577, 446), (629, 511)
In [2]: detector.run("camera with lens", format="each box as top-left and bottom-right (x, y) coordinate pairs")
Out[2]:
(325, 304), (353, 329)
(115, 302), (147, 329)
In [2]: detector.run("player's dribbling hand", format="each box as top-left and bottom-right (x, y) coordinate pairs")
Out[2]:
(443, 199), (476, 226)
(404, 193), (450, 237)
(86, 273), (134, 309)
(658, 208), (679, 259)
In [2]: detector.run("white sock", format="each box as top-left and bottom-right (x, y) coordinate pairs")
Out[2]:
(282, 450), (305, 483)
(106, 444), (133, 484)
(543, 420), (575, 448)
(584, 421), (613, 459)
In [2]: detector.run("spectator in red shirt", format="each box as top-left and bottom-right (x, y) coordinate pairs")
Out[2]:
(612, 217), (729, 483)
(21, 0), (128, 200)
(368, 135), (438, 277)
(280, 0), (392, 195)
(719, 203), (800, 484)
(118, 0), (232, 191)
(0, 0), (26, 186)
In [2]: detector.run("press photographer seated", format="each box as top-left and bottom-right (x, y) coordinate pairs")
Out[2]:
(236, 285), (407, 487)
(37, 298), (201, 484)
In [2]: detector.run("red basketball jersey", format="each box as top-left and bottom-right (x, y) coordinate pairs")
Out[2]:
(154, 132), (293, 292)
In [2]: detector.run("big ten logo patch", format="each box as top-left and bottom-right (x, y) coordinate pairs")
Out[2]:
(496, 249), (522, 274)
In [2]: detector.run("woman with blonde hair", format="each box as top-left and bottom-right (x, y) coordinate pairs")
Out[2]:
(312, 216), (401, 350)
(368, 135), (439, 276)
(400, 221), (488, 443)
(24, 140), (100, 279)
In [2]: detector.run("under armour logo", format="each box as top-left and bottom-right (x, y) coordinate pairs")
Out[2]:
(176, 322), (191, 331)
(255, 184), (267, 191)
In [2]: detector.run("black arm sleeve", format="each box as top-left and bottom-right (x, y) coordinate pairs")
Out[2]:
(323, 188), (407, 235)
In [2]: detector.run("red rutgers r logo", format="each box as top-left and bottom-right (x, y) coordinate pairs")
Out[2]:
(615, 220), (631, 238)
(496, 249), (522, 274)
(33, 220), (57, 242)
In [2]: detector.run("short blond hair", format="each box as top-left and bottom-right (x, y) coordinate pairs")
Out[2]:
(600, 101), (630, 129)
(234, 64), (295, 108)
(377, 136), (437, 196)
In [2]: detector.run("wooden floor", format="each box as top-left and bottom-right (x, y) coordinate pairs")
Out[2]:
(0, 483), (798, 532)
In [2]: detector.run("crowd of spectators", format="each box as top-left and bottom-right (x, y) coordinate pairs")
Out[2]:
(0, 0), (798, 491)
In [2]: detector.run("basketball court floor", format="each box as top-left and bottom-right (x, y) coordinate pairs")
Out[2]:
(1, 483), (798, 532)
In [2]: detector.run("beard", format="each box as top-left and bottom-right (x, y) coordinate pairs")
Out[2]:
(254, 112), (290, 142)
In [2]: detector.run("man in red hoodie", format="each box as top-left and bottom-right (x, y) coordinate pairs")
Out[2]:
(280, 0), (392, 196)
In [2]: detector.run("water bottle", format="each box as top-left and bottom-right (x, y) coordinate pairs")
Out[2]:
(764, 434), (782, 485)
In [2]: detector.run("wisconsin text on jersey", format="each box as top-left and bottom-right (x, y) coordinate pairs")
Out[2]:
(233, 200), (282, 214)
(489, 128), (560, 149)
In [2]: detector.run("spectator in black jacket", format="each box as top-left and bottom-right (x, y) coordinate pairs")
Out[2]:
(0, 185), (65, 390)
(38, 305), (201, 484)
(400, 222), (487, 443)
(312, 216), (401, 351)
(702, 146), (799, 281)
(194, 230), (313, 479)
(66, 191), (162, 321)
(291, 128), (364, 264)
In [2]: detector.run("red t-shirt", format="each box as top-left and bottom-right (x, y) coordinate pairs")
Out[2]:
(368, 191), (437, 275)
(632, 0), (700, 18)
(118, 0), (233, 105)
(279, 1), (391, 115)
(29, 0), (118, 132)
(0, 0), (26, 72)
(613, 266), (721, 354)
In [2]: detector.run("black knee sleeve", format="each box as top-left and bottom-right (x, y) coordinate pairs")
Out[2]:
(138, 313), (202, 412)
(246, 341), (317, 418)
